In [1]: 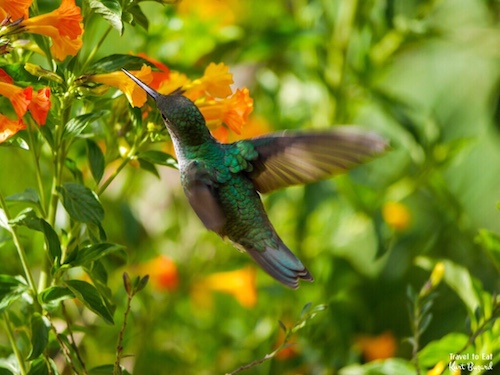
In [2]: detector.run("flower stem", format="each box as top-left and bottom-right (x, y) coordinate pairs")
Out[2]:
(26, 119), (47, 216)
(96, 155), (131, 196)
(114, 294), (133, 375)
(3, 312), (28, 375)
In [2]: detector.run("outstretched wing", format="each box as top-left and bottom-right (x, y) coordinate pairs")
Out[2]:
(246, 127), (388, 194)
(182, 161), (226, 234)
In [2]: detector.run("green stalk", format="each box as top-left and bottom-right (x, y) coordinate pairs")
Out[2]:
(26, 119), (47, 216)
(39, 93), (73, 291)
(2, 313), (27, 375)
(0, 190), (38, 299)
(96, 154), (133, 196)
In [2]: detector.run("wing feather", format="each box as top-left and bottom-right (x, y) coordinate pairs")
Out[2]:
(183, 161), (226, 233)
(247, 127), (388, 193)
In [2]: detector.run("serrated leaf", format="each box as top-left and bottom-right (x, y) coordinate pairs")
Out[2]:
(0, 275), (29, 313)
(28, 313), (50, 360)
(39, 286), (74, 307)
(57, 183), (104, 225)
(89, 0), (123, 34)
(71, 242), (125, 266)
(137, 158), (160, 178)
(87, 54), (155, 74)
(137, 150), (178, 168)
(87, 139), (105, 183)
(65, 280), (114, 324)
(64, 111), (108, 138)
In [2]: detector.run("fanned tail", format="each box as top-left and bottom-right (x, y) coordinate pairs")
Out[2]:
(246, 241), (313, 289)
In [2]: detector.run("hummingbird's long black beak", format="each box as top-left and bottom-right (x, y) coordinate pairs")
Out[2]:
(121, 68), (159, 101)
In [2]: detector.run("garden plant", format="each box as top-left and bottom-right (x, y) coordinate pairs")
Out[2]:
(0, 0), (499, 374)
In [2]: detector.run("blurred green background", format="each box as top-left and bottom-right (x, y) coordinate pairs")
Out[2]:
(1, 0), (499, 374)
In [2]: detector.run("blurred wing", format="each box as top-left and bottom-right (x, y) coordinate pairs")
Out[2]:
(247, 127), (388, 194)
(183, 161), (226, 234)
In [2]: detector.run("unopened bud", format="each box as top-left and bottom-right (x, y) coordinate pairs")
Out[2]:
(24, 63), (63, 84)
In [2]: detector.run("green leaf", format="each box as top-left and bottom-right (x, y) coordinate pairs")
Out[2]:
(64, 158), (83, 183)
(70, 242), (126, 266)
(416, 257), (481, 317)
(89, 364), (131, 375)
(418, 332), (469, 367)
(137, 150), (178, 168)
(87, 54), (154, 74)
(39, 286), (74, 307)
(126, 4), (149, 30)
(57, 183), (104, 225)
(88, 0), (123, 34)
(87, 139), (105, 183)
(6, 188), (40, 206)
(134, 275), (149, 293)
(0, 275), (29, 313)
(85, 261), (115, 315)
(28, 313), (50, 360)
(339, 358), (416, 375)
(28, 358), (49, 375)
(65, 280), (114, 324)
(9, 208), (61, 261)
(64, 111), (109, 138)
(0, 356), (19, 374)
(137, 158), (160, 178)
(39, 121), (54, 149)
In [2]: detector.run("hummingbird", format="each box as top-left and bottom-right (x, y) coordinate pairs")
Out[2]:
(122, 68), (388, 288)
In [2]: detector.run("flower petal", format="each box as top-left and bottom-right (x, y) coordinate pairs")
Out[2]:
(0, 114), (26, 143)
(0, 0), (31, 21)
(90, 65), (153, 107)
(0, 82), (32, 118)
(28, 87), (51, 125)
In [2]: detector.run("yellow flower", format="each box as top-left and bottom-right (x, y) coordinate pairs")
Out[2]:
(185, 62), (234, 100)
(21, 0), (83, 61)
(427, 361), (445, 375)
(158, 71), (190, 96)
(0, 114), (25, 143)
(197, 88), (253, 135)
(193, 266), (257, 308)
(0, 0), (31, 20)
(382, 201), (411, 231)
(89, 65), (153, 107)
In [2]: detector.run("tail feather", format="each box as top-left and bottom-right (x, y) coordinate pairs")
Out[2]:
(246, 242), (313, 289)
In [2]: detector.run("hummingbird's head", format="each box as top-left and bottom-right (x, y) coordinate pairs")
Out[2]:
(121, 68), (211, 146)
